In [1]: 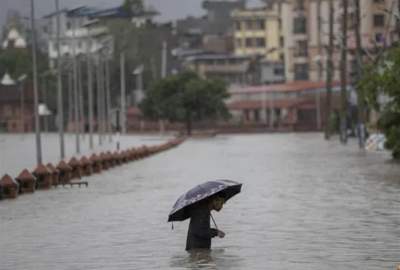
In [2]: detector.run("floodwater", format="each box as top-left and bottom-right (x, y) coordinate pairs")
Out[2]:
(0, 133), (399, 270)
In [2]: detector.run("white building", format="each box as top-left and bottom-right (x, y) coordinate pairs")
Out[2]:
(43, 7), (113, 69)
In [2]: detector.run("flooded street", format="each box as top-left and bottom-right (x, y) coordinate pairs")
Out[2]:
(0, 133), (399, 270)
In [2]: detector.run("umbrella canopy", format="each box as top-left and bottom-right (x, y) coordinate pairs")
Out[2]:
(168, 179), (242, 222)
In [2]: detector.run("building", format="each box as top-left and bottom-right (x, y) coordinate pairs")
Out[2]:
(226, 81), (345, 131)
(175, 0), (246, 54)
(43, 4), (159, 68)
(232, 5), (284, 83)
(280, 0), (400, 82)
(202, 0), (246, 35)
(232, 6), (281, 61)
(43, 7), (112, 69)
(183, 53), (260, 85)
(0, 82), (34, 133)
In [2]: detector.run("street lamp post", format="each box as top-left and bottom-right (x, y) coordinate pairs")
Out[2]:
(17, 74), (27, 133)
(55, 0), (65, 159)
(71, 17), (80, 154)
(30, 0), (42, 165)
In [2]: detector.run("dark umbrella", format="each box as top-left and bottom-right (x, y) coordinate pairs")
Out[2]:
(168, 179), (242, 222)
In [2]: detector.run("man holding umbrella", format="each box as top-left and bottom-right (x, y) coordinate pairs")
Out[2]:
(168, 179), (242, 251)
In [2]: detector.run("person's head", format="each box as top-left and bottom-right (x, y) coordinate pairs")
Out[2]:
(209, 195), (225, 211)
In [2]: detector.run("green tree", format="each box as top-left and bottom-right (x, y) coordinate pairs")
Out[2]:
(140, 72), (230, 135)
(359, 46), (400, 159)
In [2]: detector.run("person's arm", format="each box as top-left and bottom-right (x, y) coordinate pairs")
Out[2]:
(192, 223), (218, 239)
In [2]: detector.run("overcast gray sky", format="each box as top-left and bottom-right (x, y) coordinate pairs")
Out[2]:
(0, 0), (263, 33)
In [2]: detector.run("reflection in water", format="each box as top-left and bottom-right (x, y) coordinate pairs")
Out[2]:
(170, 248), (242, 270)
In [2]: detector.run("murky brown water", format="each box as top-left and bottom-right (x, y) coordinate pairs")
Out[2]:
(1, 133), (399, 270)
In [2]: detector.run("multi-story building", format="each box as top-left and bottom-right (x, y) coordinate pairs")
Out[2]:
(232, 5), (284, 83)
(43, 5), (159, 69)
(43, 7), (112, 69)
(183, 53), (261, 85)
(280, 0), (399, 82)
(232, 6), (281, 61)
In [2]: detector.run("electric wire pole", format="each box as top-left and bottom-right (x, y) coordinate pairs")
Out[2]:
(55, 0), (65, 159)
(30, 0), (42, 165)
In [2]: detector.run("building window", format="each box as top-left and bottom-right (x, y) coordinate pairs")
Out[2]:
(294, 63), (309, 80)
(375, 33), (384, 43)
(373, 14), (385, 27)
(236, 38), (243, 48)
(274, 66), (284, 76)
(294, 0), (305, 10)
(294, 40), (308, 57)
(245, 20), (253, 30)
(245, 38), (253, 47)
(255, 38), (266, 48)
(293, 17), (307, 34)
(235, 21), (241, 30)
(255, 19), (265, 30)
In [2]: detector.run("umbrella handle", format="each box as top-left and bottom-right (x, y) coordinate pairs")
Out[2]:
(210, 213), (218, 230)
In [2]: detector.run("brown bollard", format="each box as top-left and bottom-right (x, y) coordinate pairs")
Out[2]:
(106, 151), (115, 168)
(127, 149), (134, 161)
(46, 163), (60, 186)
(33, 164), (53, 189)
(90, 154), (102, 173)
(80, 156), (93, 177)
(68, 157), (82, 180)
(99, 152), (109, 170)
(121, 150), (128, 163)
(15, 169), (36, 194)
(0, 174), (19, 199)
(57, 161), (73, 184)
(112, 151), (121, 166)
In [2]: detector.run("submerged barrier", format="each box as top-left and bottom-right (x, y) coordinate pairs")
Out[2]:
(0, 137), (185, 201)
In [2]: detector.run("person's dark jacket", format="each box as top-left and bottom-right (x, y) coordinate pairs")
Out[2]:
(186, 203), (218, 251)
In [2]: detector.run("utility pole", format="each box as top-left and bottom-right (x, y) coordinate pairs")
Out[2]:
(316, 0), (322, 131)
(354, 0), (365, 148)
(159, 41), (168, 133)
(72, 17), (80, 154)
(161, 41), (168, 79)
(55, 0), (65, 159)
(78, 57), (85, 139)
(120, 52), (127, 134)
(325, 0), (334, 140)
(340, 0), (348, 144)
(105, 59), (112, 142)
(30, 0), (42, 165)
(101, 57), (107, 142)
(68, 69), (73, 125)
(86, 33), (94, 149)
(96, 56), (103, 146)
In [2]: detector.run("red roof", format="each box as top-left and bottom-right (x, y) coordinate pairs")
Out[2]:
(230, 81), (340, 95)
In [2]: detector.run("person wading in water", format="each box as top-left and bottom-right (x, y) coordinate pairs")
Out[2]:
(186, 195), (225, 251)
